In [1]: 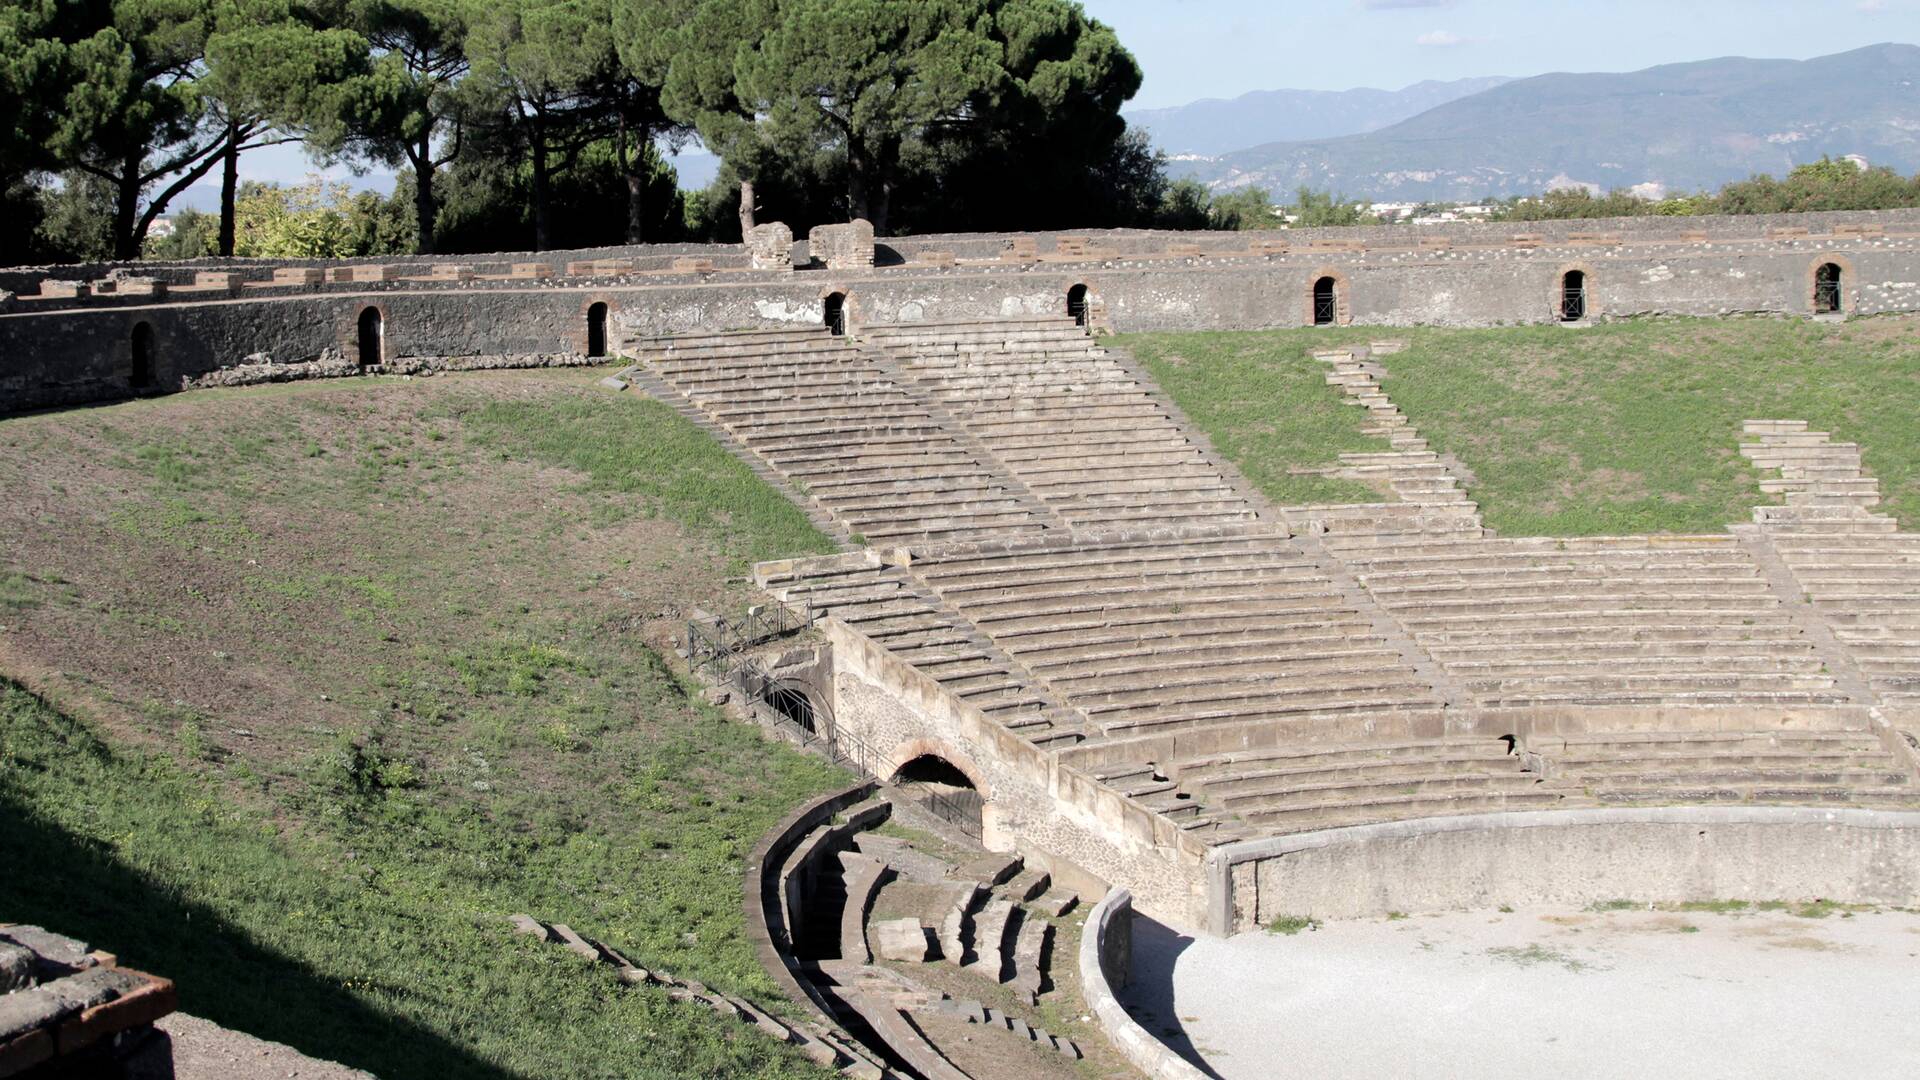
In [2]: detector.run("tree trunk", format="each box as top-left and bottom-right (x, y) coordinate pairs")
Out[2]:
(413, 141), (436, 255)
(113, 156), (142, 260)
(530, 111), (551, 251)
(218, 120), (240, 257)
(620, 113), (646, 245)
(738, 179), (755, 236)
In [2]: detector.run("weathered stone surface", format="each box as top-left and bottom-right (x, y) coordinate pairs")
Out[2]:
(874, 918), (932, 962)
(0, 942), (36, 992)
(0, 926), (91, 972)
(0, 987), (70, 1040)
(809, 220), (875, 270)
(744, 223), (795, 271)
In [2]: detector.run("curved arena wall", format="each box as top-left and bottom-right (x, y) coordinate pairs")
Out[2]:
(6, 208), (1920, 414)
(1205, 807), (1920, 935)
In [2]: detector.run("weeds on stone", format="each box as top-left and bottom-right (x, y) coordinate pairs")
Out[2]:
(1269, 915), (1320, 935)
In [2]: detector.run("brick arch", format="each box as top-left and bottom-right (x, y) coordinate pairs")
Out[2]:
(1305, 268), (1352, 326)
(887, 736), (990, 798)
(1061, 278), (1109, 333)
(1552, 261), (1600, 322)
(1807, 254), (1856, 316)
(344, 302), (389, 366)
(818, 285), (857, 335)
(578, 296), (615, 356)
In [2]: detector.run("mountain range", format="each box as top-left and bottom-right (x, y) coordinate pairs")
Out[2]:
(1146, 44), (1920, 202)
(1122, 76), (1513, 158)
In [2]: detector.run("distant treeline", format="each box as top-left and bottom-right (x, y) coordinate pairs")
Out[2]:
(1175, 158), (1920, 231)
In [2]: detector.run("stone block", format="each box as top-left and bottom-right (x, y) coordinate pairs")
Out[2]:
(0, 988), (68, 1041)
(1768, 226), (1811, 238)
(1167, 241), (1203, 256)
(874, 918), (932, 962)
(271, 268), (325, 286)
(810, 219), (876, 270)
(564, 261), (596, 276)
(510, 262), (553, 279)
(1417, 236), (1452, 250)
(592, 259), (634, 276)
(1835, 224), (1885, 238)
(430, 264), (476, 282)
(113, 277), (166, 299)
(326, 267), (355, 283)
(671, 257), (716, 273)
(745, 222), (795, 271)
(1509, 233), (1543, 247)
(194, 271), (244, 293)
(1001, 236), (1038, 260)
(1680, 230), (1711, 243)
(350, 264), (400, 282)
(0, 943), (34, 992)
(34, 280), (89, 299)
(916, 250), (955, 267)
(0, 927), (91, 973)
(1248, 238), (1288, 255)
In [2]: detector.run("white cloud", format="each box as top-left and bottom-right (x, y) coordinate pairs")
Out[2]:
(1857, 0), (1887, 11)
(1416, 29), (1476, 46)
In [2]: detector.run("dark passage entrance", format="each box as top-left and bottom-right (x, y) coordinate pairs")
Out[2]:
(356, 306), (383, 367)
(129, 322), (154, 388)
(1814, 263), (1842, 315)
(586, 301), (609, 357)
(823, 292), (847, 336)
(1067, 283), (1089, 327)
(894, 754), (982, 839)
(1560, 270), (1587, 322)
(766, 684), (815, 734)
(1312, 276), (1337, 325)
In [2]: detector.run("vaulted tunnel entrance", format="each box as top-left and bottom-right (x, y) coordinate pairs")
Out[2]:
(356, 306), (383, 367)
(893, 754), (982, 839)
(1312, 276), (1337, 326)
(586, 301), (609, 357)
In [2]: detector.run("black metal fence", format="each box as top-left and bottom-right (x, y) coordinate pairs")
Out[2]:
(685, 601), (814, 678)
(899, 781), (984, 840)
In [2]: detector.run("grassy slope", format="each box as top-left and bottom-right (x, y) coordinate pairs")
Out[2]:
(0, 371), (843, 1079)
(1121, 317), (1920, 535)
(1116, 331), (1389, 505)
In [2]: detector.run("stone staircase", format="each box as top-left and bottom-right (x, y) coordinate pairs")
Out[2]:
(624, 326), (1053, 545)
(1290, 344), (1485, 545)
(1740, 420), (1920, 717)
(865, 316), (1264, 532)
(754, 550), (1088, 747)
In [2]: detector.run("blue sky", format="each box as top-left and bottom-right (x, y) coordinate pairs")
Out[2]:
(191, 0), (1920, 209)
(1091, 0), (1920, 109)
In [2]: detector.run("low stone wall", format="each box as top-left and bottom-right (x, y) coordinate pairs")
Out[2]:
(1078, 889), (1210, 1080)
(742, 780), (877, 1025)
(1205, 807), (1920, 935)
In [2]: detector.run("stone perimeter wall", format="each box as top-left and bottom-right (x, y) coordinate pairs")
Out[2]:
(1207, 807), (1920, 935)
(5, 208), (1920, 413)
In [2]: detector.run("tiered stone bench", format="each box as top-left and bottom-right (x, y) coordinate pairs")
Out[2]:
(1337, 535), (1847, 709)
(866, 316), (1263, 531)
(902, 526), (1444, 747)
(629, 327), (1054, 544)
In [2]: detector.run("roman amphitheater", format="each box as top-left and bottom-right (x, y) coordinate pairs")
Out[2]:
(6, 210), (1920, 1078)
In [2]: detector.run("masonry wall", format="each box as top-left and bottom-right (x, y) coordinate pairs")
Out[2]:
(6, 210), (1920, 413)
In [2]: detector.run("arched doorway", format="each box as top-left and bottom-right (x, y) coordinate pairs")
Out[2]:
(1560, 270), (1587, 322)
(1814, 262), (1842, 315)
(894, 754), (982, 839)
(765, 683), (816, 734)
(823, 291), (847, 336)
(129, 322), (154, 389)
(586, 301), (609, 357)
(1066, 283), (1090, 327)
(356, 306), (383, 367)
(1312, 276), (1337, 326)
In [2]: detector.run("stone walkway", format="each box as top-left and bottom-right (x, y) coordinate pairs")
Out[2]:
(1123, 904), (1920, 1080)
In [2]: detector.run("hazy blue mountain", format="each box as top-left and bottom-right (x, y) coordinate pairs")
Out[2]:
(1174, 44), (1920, 201)
(1125, 76), (1513, 157)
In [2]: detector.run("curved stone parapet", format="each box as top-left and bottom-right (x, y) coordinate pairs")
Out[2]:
(1078, 888), (1210, 1080)
(1205, 806), (1920, 935)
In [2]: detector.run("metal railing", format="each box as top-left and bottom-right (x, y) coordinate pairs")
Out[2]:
(685, 601), (814, 677)
(1313, 292), (1337, 325)
(899, 781), (984, 840)
(1560, 287), (1587, 322)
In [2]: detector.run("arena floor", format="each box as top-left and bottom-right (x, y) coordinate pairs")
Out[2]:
(1122, 902), (1920, 1079)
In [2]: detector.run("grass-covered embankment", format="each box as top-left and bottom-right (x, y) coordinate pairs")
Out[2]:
(0, 370), (843, 1078)
(1118, 316), (1920, 535)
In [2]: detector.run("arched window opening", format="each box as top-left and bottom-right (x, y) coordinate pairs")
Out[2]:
(356, 306), (383, 367)
(823, 292), (847, 336)
(1560, 270), (1587, 322)
(1814, 263), (1842, 315)
(1066, 283), (1090, 327)
(894, 754), (981, 839)
(130, 322), (154, 389)
(765, 684), (815, 734)
(1312, 277), (1337, 326)
(586, 301), (609, 357)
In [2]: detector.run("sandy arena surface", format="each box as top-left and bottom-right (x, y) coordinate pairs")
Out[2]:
(1122, 904), (1920, 1080)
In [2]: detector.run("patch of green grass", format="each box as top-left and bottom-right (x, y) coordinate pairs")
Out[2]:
(0, 680), (836, 1079)
(1586, 899), (1641, 913)
(1268, 914), (1321, 935)
(1486, 943), (1591, 972)
(1114, 331), (1390, 505)
(1675, 899), (1753, 915)
(1121, 318), (1920, 535)
(0, 572), (42, 611)
(458, 394), (834, 569)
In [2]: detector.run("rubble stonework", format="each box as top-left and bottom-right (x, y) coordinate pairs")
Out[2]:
(0, 923), (177, 1077)
(809, 219), (876, 270)
(745, 222), (796, 272)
